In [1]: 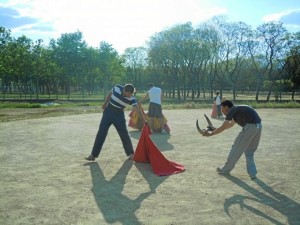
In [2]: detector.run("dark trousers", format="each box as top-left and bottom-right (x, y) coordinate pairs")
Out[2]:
(91, 107), (134, 157)
(217, 104), (222, 117)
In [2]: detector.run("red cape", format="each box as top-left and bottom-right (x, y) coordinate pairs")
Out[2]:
(133, 124), (185, 176)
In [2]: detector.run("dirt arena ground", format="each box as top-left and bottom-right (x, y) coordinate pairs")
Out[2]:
(0, 108), (300, 225)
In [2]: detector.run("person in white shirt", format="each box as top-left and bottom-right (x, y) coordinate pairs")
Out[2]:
(139, 83), (165, 133)
(214, 91), (222, 118)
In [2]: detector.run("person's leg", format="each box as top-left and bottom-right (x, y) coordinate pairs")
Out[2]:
(148, 117), (154, 131)
(113, 112), (134, 156)
(90, 110), (112, 158)
(159, 117), (165, 132)
(153, 104), (163, 133)
(217, 105), (222, 117)
(219, 134), (245, 174)
(148, 103), (155, 131)
(245, 152), (256, 178)
(219, 125), (257, 173)
(244, 124), (262, 178)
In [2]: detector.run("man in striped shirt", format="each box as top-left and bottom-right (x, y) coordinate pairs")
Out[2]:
(85, 84), (146, 161)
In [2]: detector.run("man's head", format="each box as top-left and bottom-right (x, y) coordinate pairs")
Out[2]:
(221, 100), (234, 115)
(148, 83), (154, 88)
(124, 84), (135, 97)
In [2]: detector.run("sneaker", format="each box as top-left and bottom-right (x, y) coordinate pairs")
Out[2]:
(85, 155), (96, 161)
(216, 167), (230, 175)
(127, 154), (134, 160)
(250, 176), (257, 180)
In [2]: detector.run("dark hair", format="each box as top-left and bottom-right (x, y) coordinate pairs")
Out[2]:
(148, 83), (154, 87)
(221, 100), (234, 108)
(124, 84), (135, 94)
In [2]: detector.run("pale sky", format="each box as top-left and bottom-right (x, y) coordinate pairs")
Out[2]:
(1, 0), (300, 54)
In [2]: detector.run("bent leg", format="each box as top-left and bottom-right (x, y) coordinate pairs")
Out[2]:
(220, 132), (245, 173)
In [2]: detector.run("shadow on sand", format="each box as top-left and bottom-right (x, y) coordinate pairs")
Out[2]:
(224, 176), (300, 225)
(84, 161), (168, 225)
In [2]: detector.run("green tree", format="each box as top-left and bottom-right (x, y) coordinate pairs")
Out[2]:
(122, 47), (147, 88)
(98, 41), (126, 94)
(251, 22), (288, 101)
(217, 21), (252, 100)
(284, 32), (300, 100)
(82, 46), (102, 95)
(50, 31), (87, 100)
(0, 27), (13, 97)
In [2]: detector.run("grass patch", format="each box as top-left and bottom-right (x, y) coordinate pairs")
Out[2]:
(241, 101), (300, 109)
(0, 102), (41, 108)
(1, 100), (300, 110)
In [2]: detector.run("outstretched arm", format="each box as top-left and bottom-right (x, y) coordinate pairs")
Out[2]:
(133, 105), (147, 123)
(204, 119), (235, 137)
(138, 93), (149, 105)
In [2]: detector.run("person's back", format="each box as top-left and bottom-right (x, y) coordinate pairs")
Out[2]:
(139, 83), (165, 133)
(215, 95), (221, 105)
(226, 105), (261, 127)
(148, 86), (162, 105)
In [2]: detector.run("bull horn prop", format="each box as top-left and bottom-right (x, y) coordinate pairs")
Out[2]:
(196, 119), (206, 135)
(196, 114), (217, 135)
(204, 114), (213, 127)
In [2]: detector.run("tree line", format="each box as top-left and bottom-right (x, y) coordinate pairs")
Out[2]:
(0, 16), (299, 102)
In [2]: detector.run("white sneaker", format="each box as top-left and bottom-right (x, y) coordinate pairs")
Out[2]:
(216, 167), (230, 175)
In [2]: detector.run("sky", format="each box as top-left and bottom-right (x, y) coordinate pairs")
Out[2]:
(1, 0), (300, 54)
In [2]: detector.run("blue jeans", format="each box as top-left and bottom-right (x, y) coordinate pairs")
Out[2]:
(245, 152), (257, 177)
(91, 107), (134, 157)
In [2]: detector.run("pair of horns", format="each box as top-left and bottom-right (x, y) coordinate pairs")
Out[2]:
(196, 114), (214, 135)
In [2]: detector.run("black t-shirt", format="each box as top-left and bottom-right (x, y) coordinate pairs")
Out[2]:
(225, 105), (261, 127)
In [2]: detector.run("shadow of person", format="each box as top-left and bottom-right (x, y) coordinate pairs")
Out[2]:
(129, 130), (142, 140)
(84, 161), (152, 225)
(148, 133), (174, 151)
(134, 163), (169, 192)
(223, 176), (300, 225)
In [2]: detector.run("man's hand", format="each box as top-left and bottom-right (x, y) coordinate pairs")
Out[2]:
(202, 131), (213, 137)
(143, 118), (149, 124)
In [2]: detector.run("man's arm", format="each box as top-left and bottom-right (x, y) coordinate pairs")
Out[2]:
(133, 104), (147, 123)
(102, 91), (112, 110)
(138, 93), (149, 105)
(204, 119), (235, 137)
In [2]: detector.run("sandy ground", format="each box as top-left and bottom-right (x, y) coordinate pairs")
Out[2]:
(0, 108), (300, 225)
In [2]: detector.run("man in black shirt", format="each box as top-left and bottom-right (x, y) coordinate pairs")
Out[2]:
(203, 100), (262, 179)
